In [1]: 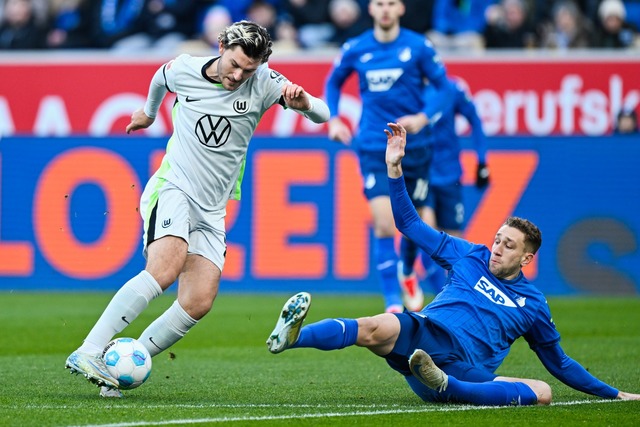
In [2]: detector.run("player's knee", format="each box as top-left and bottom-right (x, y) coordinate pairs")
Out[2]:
(182, 299), (212, 320)
(355, 314), (397, 355)
(180, 291), (216, 320)
(355, 316), (377, 345)
(532, 380), (552, 405)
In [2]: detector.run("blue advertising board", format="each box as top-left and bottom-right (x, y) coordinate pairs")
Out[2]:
(0, 135), (638, 295)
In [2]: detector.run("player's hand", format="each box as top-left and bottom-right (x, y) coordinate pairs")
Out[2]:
(281, 83), (311, 111)
(126, 109), (155, 134)
(617, 391), (640, 400)
(476, 162), (490, 188)
(328, 117), (352, 145)
(385, 122), (406, 178)
(396, 113), (429, 134)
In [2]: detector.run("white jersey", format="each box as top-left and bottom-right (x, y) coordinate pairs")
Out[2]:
(146, 54), (289, 212)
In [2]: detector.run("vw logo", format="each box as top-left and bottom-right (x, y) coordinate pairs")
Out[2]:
(195, 115), (231, 148)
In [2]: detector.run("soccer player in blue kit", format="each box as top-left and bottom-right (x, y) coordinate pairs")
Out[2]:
(399, 76), (490, 296)
(266, 124), (640, 405)
(325, 0), (454, 313)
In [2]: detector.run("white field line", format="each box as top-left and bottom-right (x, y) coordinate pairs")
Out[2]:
(61, 399), (621, 427)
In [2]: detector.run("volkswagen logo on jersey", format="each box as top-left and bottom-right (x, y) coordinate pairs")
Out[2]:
(474, 276), (517, 307)
(195, 115), (231, 148)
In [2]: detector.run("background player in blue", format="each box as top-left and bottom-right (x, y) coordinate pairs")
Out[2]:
(399, 76), (490, 297)
(325, 0), (453, 313)
(266, 123), (640, 406)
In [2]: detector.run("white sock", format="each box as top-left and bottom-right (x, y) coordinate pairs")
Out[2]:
(138, 300), (198, 357)
(78, 270), (162, 355)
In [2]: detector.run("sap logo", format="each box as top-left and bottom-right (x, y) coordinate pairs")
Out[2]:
(474, 276), (517, 307)
(365, 69), (403, 92)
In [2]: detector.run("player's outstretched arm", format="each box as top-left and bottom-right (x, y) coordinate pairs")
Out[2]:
(328, 117), (352, 145)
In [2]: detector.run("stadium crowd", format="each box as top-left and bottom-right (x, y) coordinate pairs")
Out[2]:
(0, 0), (638, 52)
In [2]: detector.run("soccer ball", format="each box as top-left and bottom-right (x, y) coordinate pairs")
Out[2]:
(102, 337), (152, 390)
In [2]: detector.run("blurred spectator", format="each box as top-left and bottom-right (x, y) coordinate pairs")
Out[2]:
(591, 0), (639, 48)
(246, 0), (279, 38)
(86, 0), (146, 49)
(283, 0), (333, 48)
(47, 0), (91, 48)
(538, 0), (592, 49)
(0, 0), (48, 49)
(623, 0), (640, 29)
(85, 0), (198, 52)
(427, 0), (495, 51)
(271, 15), (301, 53)
(138, 0), (199, 52)
(179, 5), (232, 53)
(484, 0), (537, 48)
(218, 0), (282, 23)
(328, 0), (371, 46)
(614, 108), (639, 134)
(400, 0), (435, 33)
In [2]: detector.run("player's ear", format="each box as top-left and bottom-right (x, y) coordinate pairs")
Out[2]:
(520, 252), (534, 268)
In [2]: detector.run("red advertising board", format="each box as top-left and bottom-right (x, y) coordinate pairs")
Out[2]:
(0, 53), (638, 136)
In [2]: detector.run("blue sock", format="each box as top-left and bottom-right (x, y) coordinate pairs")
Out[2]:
(445, 376), (538, 406)
(422, 254), (446, 294)
(399, 237), (418, 276)
(293, 318), (358, 350)
(375, 237), (402, 308)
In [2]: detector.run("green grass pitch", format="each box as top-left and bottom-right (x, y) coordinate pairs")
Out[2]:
(0, 292), (639, 426)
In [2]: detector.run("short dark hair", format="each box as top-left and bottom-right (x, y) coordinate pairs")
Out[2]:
(218, 20), (273, 63)
(504, 216), (542, 254)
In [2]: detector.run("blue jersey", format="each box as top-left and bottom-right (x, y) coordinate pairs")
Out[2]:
(425, 78), (487, 186)
(325, 28), (448, 153)
(389, 175), (619, 398)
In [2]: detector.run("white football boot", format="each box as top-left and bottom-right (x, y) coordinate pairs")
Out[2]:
(65, 351), (119, 389)
(266, 292), (311, 354)
(408, 349), (449, 393)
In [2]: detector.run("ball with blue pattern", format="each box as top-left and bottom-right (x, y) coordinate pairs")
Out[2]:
(102, 337), (152, 390)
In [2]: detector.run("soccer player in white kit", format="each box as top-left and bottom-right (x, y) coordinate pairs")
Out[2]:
(65, 20), (330, 397)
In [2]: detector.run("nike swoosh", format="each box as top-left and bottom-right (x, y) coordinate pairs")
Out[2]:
(121, 316), (130, 325)
(148, 337), (162, 350)
(185, 96), (200, 103)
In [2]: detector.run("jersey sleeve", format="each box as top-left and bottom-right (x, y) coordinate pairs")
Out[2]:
(325, 42), (356, 117)
(390, 174), (477, 266)
(259, 66), (290, 110)
(417, 41), (453, 119)
(534, 343), (619, 399)
(422, 80), (457, 125)
(524, 301), (618, 398)
(143, 56), (185, 118)
(455, 84), (487, 164)
(523, 299), (561, 348)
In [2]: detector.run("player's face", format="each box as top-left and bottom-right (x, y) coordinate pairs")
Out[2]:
(369, 0), (405, 30)
(216, 45), (261, 91)
(489, 225), (532, 280)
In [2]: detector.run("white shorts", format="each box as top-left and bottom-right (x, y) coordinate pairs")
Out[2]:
(139, 178), (227, 271)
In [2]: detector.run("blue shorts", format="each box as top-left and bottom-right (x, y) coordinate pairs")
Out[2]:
(358, 148), (432, 206)
(425, 182), (465, 231)
(385, 312), (497, 396)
